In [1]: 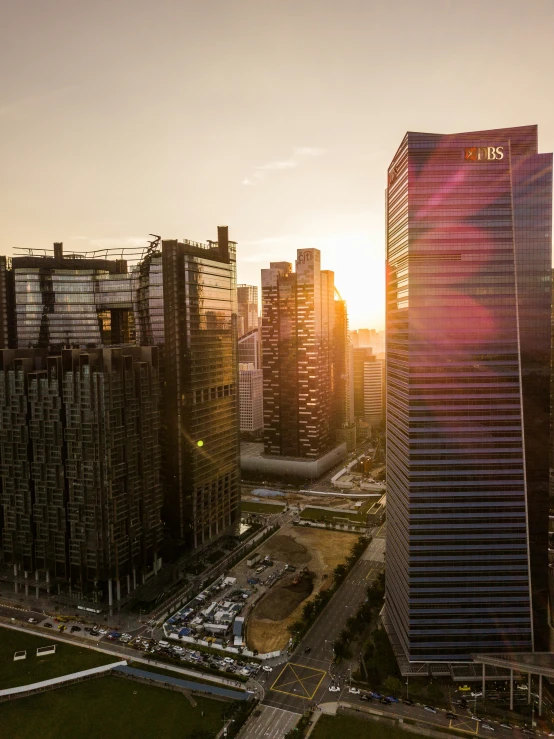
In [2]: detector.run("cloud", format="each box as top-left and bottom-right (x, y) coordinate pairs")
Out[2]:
(242, 146), (326, 185)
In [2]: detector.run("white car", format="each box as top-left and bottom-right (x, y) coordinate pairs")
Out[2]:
(28, 617), (38, 624)
(262, 665), (273, 672)
(158, 640), (169, 648)
(348, 687), (360, 695)
(224, 657), (235, 664)
(471, 691), (483, 698)
(481, 724), (495, 732)
(329, 685), (340, 693)
(98, 629), (108, 635)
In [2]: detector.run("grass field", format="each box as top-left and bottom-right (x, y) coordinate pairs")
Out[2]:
(300, 507), (366, 525)
(241, 501), (285, 514)
(0, 627), (117, 690)
(311, 714), (419, 738)
(1, 675), (227, 739)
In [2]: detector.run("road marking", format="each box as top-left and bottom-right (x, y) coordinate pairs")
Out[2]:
(270, 662), (326, 700)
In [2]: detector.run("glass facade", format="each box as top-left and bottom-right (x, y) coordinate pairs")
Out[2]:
(385, 125), (552, 665)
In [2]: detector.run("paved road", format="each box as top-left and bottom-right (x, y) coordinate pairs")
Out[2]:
(237, 705), (299, 739)
(254, 535), (386, 722)
(338, 695), (542, 739)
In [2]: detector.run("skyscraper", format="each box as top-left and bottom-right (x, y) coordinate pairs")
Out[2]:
(261, 249), (341, 459)
(385, 125), (552, 665)
(0, 346), (162, 602)
(135, 228), (240, 547)
(237, 284), (259, 337)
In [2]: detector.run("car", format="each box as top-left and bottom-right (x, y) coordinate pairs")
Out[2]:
(262, 665), (272, 672)
(446, 712), (458, 720)
(70, 625), (81, 632)
(403, 699), (414, 706)
(459, 685), (471, 692)
(481, 725), (495, 732)
(380, 697), (391, 705)
(386, 696), (399, 703)
(499, 724), (513, 730)
(43, 622), (53, 628)
(329, 685), (340, 693)
(360, 694), (372, 702)
(158, 640), (169, 648)
(424, 706), (437, 713)
(304, 647), (311, 653)
(348, 687), (360, 695)
(521, 730), (535, 735)
(370, 692), (382, 699)
(98, 629), (108, 635)
(28, 617), (38, 624)
(224, 657), (235, 664)
(471, 715), (482, 722)
(90, 629), (100, 636)
(471, 691), (483, 698)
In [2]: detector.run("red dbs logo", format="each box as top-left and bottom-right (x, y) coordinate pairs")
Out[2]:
(464, 146), (504, 161)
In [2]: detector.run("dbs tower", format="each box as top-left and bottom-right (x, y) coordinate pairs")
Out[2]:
(385, 125), (552, 666)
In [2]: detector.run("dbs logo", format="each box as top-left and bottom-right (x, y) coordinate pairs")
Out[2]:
(464, 146), (504, 161)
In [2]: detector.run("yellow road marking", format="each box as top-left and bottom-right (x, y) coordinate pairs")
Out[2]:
(270, 663), (326, 700)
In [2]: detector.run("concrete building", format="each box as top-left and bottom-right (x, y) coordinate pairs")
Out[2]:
(261, 249), (342, 459)
(239, 363), (263, 433)
(237, 284), (259, 337)
(385, 125), (552, 667)
(0, 346), (162, 603)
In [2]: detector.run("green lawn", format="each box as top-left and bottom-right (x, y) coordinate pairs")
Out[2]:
(241, 501), (285, 514)
(0, 627), (116, 689)
(311, 714), (419, 738)
(1, 675), (227, 739)
(300, 507), (366, 525)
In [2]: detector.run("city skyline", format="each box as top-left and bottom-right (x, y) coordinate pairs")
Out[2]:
(2, 0), (554, 330)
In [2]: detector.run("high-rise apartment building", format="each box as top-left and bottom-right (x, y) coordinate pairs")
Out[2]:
(385, 125), (552, 666)
(238, 328), (261, 369)
(0, 346), (162, 602)
(261, 249), (344, 459)
(363, 360), (383, 428)
(239, 364), (264, 432)
(237, 284), (259, 337)
(134, 228), (240, 547)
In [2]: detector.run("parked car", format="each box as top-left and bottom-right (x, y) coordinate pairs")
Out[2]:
(424, 706), (437, 713)
(446, 712), (458, 720)
(370, 692), (382, 699)
(380, 697), (391, 705)
(43, 622), (53, 628)
(385, 696), (398, 703)
(360, 694), (372, 702)
(262, 665), (272, 673)
(158, 640), (169, 648)
(70, 625), (81, 633)
(481, 724), (495, 732)
(500, 723), (513, 730)
(329, 685), (340, 693)
(348, 687), (360, 695)
(403, 699), (414, 706)
(28, 617), (38, 624)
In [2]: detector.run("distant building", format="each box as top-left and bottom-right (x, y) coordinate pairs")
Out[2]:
(363, 360), (383, 427)
(238, 328), (261, 369)
(0, 346), (162, 603)
(261, 249), (342, 459)
(237, 284), (259, 337)
(239, 363), (263, 432)
(333, 297), (356, 450)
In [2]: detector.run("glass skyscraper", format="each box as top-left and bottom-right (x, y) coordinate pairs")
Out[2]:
(385, 125), (552, 666)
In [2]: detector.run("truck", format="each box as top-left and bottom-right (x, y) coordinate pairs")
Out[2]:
(247, 554), (261, 568)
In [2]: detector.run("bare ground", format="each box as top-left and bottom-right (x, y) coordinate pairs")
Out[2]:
(246, 527), (358, 653)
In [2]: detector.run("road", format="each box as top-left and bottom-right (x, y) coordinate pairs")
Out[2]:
(337, 695), (543, 739)
(237, 532), (386, 737)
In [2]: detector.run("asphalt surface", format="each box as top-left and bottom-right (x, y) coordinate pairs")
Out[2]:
(237, 705), (299, 739)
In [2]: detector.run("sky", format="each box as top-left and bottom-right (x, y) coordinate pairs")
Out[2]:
(1, 0), (554, 329)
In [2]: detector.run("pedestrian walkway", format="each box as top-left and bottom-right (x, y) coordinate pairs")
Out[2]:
(0, 661), (127, 699)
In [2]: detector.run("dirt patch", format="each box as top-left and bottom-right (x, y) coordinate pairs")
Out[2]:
(257, 534), (311, 566)
(254, 574), (314, 621)
(246, 527), (359, 653)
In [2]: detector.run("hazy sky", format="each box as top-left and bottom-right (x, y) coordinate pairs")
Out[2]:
(1, 0), (553, 329)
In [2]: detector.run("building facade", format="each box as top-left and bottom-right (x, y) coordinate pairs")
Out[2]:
(239, 364), (264, 432)
(261, 249), (344, 459)
(0, 346), (162, 602)
(237, 284), (259, 337)
(135, 228), (240, 547)
(385, 125), (552, 666)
